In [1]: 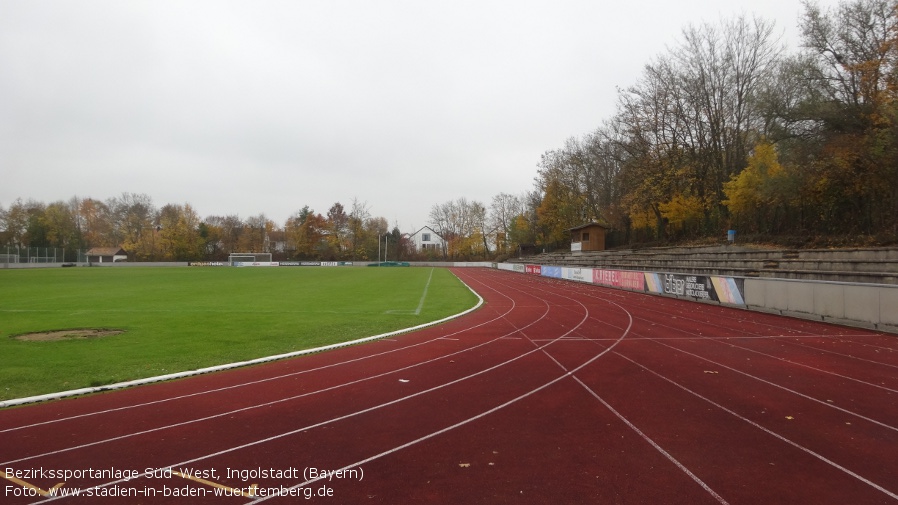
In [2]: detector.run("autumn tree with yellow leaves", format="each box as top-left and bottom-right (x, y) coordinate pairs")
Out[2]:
(528, 0), (898, 247)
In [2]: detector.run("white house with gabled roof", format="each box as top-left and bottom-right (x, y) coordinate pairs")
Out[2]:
(408, 226), (445, 254)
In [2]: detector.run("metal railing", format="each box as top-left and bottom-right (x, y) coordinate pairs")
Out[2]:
(1, 247), (86, 266)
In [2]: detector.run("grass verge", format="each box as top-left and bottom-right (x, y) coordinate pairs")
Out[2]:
(0, 266), (477, 401)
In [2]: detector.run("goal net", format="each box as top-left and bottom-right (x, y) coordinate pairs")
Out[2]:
(228, 252), (273, 266)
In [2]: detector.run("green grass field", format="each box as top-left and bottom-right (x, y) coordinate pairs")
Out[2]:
(0, 266), (478, 401)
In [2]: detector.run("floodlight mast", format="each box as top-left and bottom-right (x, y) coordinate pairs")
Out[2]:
(378, 233), (389, 263)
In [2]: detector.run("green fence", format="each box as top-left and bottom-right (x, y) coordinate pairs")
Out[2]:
(1, 247), (86, 265)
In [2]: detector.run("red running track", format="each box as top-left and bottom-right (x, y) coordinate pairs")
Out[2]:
(1, 268), (897, 504)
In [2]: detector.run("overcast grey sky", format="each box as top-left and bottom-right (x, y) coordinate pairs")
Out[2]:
(0, 0), (840, 232)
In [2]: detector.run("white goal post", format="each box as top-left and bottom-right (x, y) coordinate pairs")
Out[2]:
(228, 252), (273, 266)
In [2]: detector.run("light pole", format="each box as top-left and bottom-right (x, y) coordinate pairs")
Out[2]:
(379, 232), (389, 263)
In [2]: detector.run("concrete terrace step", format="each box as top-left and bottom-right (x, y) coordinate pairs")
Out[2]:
(509, 245), (898, 285)
(553, 257), (898, 274)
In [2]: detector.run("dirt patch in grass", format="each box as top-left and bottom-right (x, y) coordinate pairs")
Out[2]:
(12, 329), (125, 341)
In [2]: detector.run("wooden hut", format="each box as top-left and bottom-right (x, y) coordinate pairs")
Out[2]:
(568, 223), (607, 252)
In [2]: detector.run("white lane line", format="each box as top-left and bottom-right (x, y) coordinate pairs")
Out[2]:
(0, 306), (554, 467)
(37, 276), (593, 503)
(511, 271), (898, 499)
(575, 377), (730, 505)
(614, 351), (898, 502)
(645, 338), (898, 433)
(1, 273), (551, 466)
(527, 273), (898, 500)
(699, 337), (898, 394)
(634, 296), (898, 363)
(247, 283), (633, 503)
(511, 301), (728, 505)
(29, 269), (562, 501)
(592, 293), (898, 395)
(624, 285), (898, 365)
(765, 337), (898, 370)
(568, 281), (894, 354)
(573, 286), (898, 438)
(1, 270), (481, 411)
(2, 272), (493, 432)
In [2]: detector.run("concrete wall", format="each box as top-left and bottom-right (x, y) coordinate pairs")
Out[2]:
(2, 262), (74, 269)
(88, 262), (189, 267)
(733, 278), (898, 333)
(498, 261), (898, 335)
(2, 261), (496, 269)
(406, 261), (494, 268)
(2, 262), (191, 268)
(7, 260), (895, 334)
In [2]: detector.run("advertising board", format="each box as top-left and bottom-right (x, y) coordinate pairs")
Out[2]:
(541, 266), (562, 278)
(593, 269), (645, 291)
(564, 267), (593, 283)
(644, 273), (745, 305)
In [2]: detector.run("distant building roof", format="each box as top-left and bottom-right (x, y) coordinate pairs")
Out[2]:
(410, 226), (443, 239)
(567, 222), (609, 232)
(86, 247), (126, 256)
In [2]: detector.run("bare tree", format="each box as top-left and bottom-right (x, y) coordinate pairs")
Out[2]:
(489, 192), (523, 253)
(326, 202), (348, 256)
(107, 192), (156, 259)
(348, 197), (371, 259)
(429, 197), (490, 259)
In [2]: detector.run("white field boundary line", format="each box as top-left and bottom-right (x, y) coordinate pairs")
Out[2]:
(0, 303), (549, 467)
(0, 277), (545, 466)
(385, 267), (434, 315)
(0, 270), (483, 410)
(613, 351), (898, 501)
(0, 270), (515, 435)
(414, 268), (434, 315)
(2, 305), (511, 434)
(247, 281), (633, 503)
(36, 271), (597, 503)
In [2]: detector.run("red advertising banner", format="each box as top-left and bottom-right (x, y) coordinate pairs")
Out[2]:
(525, 264), (542, 275)
(592, 269), (644, 291)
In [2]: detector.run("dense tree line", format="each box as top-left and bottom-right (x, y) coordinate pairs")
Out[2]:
(532, 0), (898, 247)
(4, 1), (895, 260)
(0, 190), (538, 262)
(0, 193), (404, 262)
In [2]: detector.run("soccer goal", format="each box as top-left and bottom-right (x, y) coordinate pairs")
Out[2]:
(228, 252), (273, 266)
